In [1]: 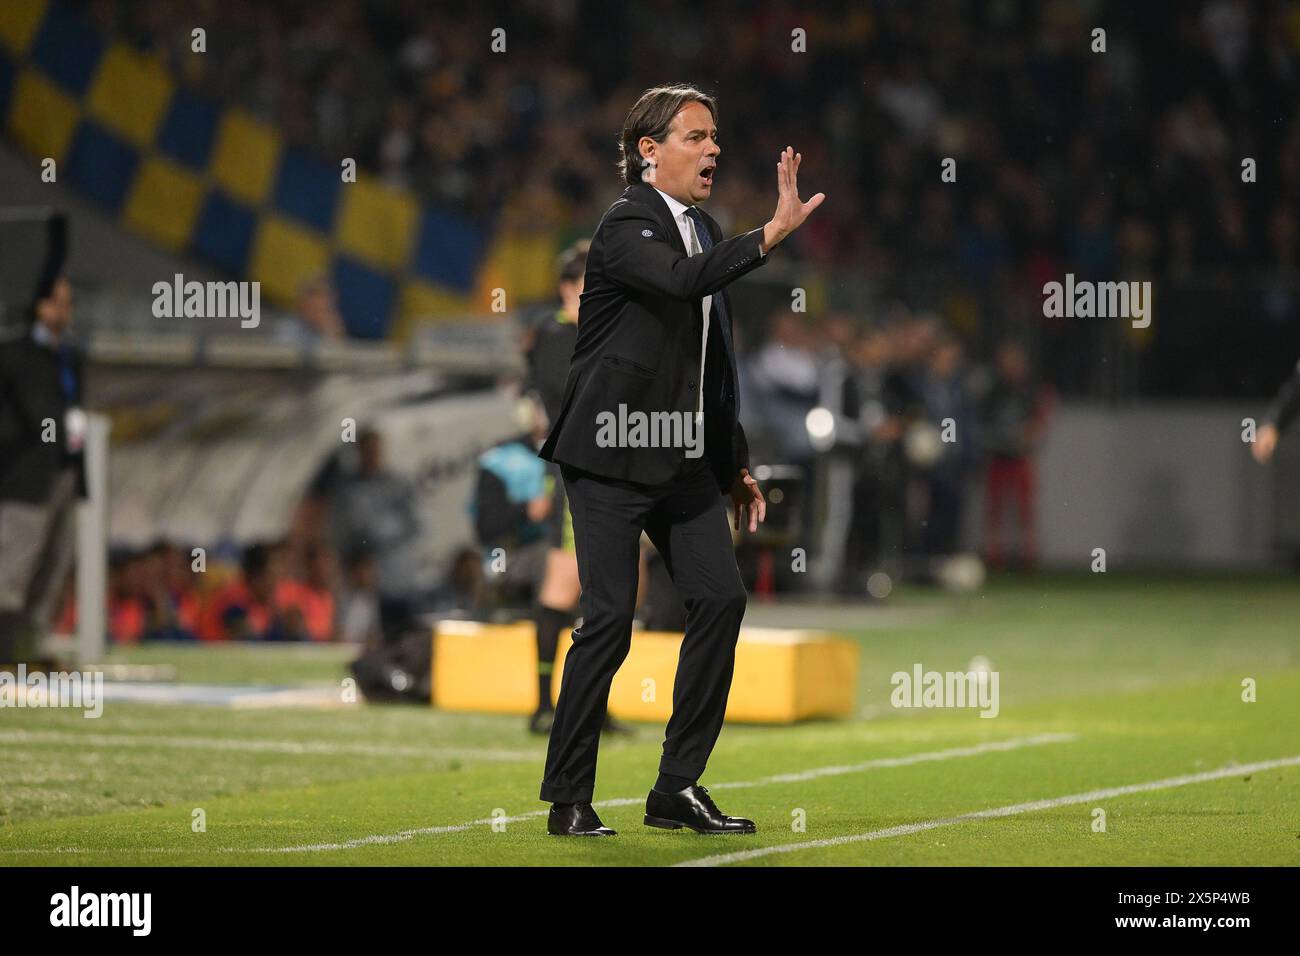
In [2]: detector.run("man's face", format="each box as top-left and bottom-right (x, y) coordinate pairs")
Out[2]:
(640, 101), (719, 205)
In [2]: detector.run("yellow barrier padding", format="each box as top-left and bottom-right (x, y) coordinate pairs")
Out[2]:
(432, 620), (857, 724)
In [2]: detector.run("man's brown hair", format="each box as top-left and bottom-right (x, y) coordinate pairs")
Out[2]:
(617, 85), (718, 186)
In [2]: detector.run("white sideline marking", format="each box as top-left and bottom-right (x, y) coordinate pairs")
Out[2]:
(242, 733), (1081, 854)
(0, 733), (1075, 856)
(673, 754), (1300, 867)
(0, 730), (542, 763)
(706, 733), (1076, 788)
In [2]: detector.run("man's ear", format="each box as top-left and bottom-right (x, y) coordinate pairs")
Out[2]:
(638, 136), (657, 168)
(639, 140), (658, 183)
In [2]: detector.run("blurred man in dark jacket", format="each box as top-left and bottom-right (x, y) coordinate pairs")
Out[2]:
(0, 273), (87, 659)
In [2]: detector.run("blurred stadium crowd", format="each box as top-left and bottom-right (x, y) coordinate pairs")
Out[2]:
(7, 0), (1300, 642)
(66, 0), (1300, 393)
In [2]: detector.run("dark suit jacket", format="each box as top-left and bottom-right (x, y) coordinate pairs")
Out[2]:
(0, 331), (87, 504)
(538, 182), (768, 493)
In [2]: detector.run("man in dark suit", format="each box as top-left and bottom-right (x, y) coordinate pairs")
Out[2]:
(537, 84), (824, 835)
(0, 269), (86, 660)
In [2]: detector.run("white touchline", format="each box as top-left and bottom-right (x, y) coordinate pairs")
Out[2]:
(0, 733), (1076, 856)
(257, 733), (1079, 852)
(672, 754), (1300, 867)
(705, 733), (1075, 788)
(248, 733), (1081, 853)
(0, 729), (542, 763)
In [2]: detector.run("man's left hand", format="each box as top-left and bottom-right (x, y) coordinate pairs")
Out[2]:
(729, 467), (766, 533)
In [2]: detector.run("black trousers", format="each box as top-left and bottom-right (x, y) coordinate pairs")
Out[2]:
(538, 455), (747, 804)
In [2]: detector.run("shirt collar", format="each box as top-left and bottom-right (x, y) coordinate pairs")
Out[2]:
(652, 186), (693, 221)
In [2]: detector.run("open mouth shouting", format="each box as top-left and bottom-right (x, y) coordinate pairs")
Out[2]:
(698, 162), (716, 187)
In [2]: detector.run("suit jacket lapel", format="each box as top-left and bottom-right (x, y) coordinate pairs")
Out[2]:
(626, 182), (687, 256)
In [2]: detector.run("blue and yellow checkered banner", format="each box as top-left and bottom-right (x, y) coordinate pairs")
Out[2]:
(0, 0), (488, 338)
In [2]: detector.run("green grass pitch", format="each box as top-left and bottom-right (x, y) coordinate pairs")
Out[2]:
(1, 574), (1297, 866)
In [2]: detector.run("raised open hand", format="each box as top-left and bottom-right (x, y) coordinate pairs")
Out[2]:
(763, 146), (826, 252)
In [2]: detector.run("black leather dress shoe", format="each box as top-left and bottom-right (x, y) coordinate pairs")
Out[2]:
(547, 802), (616, 836)
(644, 784), (756, 834)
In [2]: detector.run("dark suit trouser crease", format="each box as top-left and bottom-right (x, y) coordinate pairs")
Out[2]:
(538, 456), (746, 804)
